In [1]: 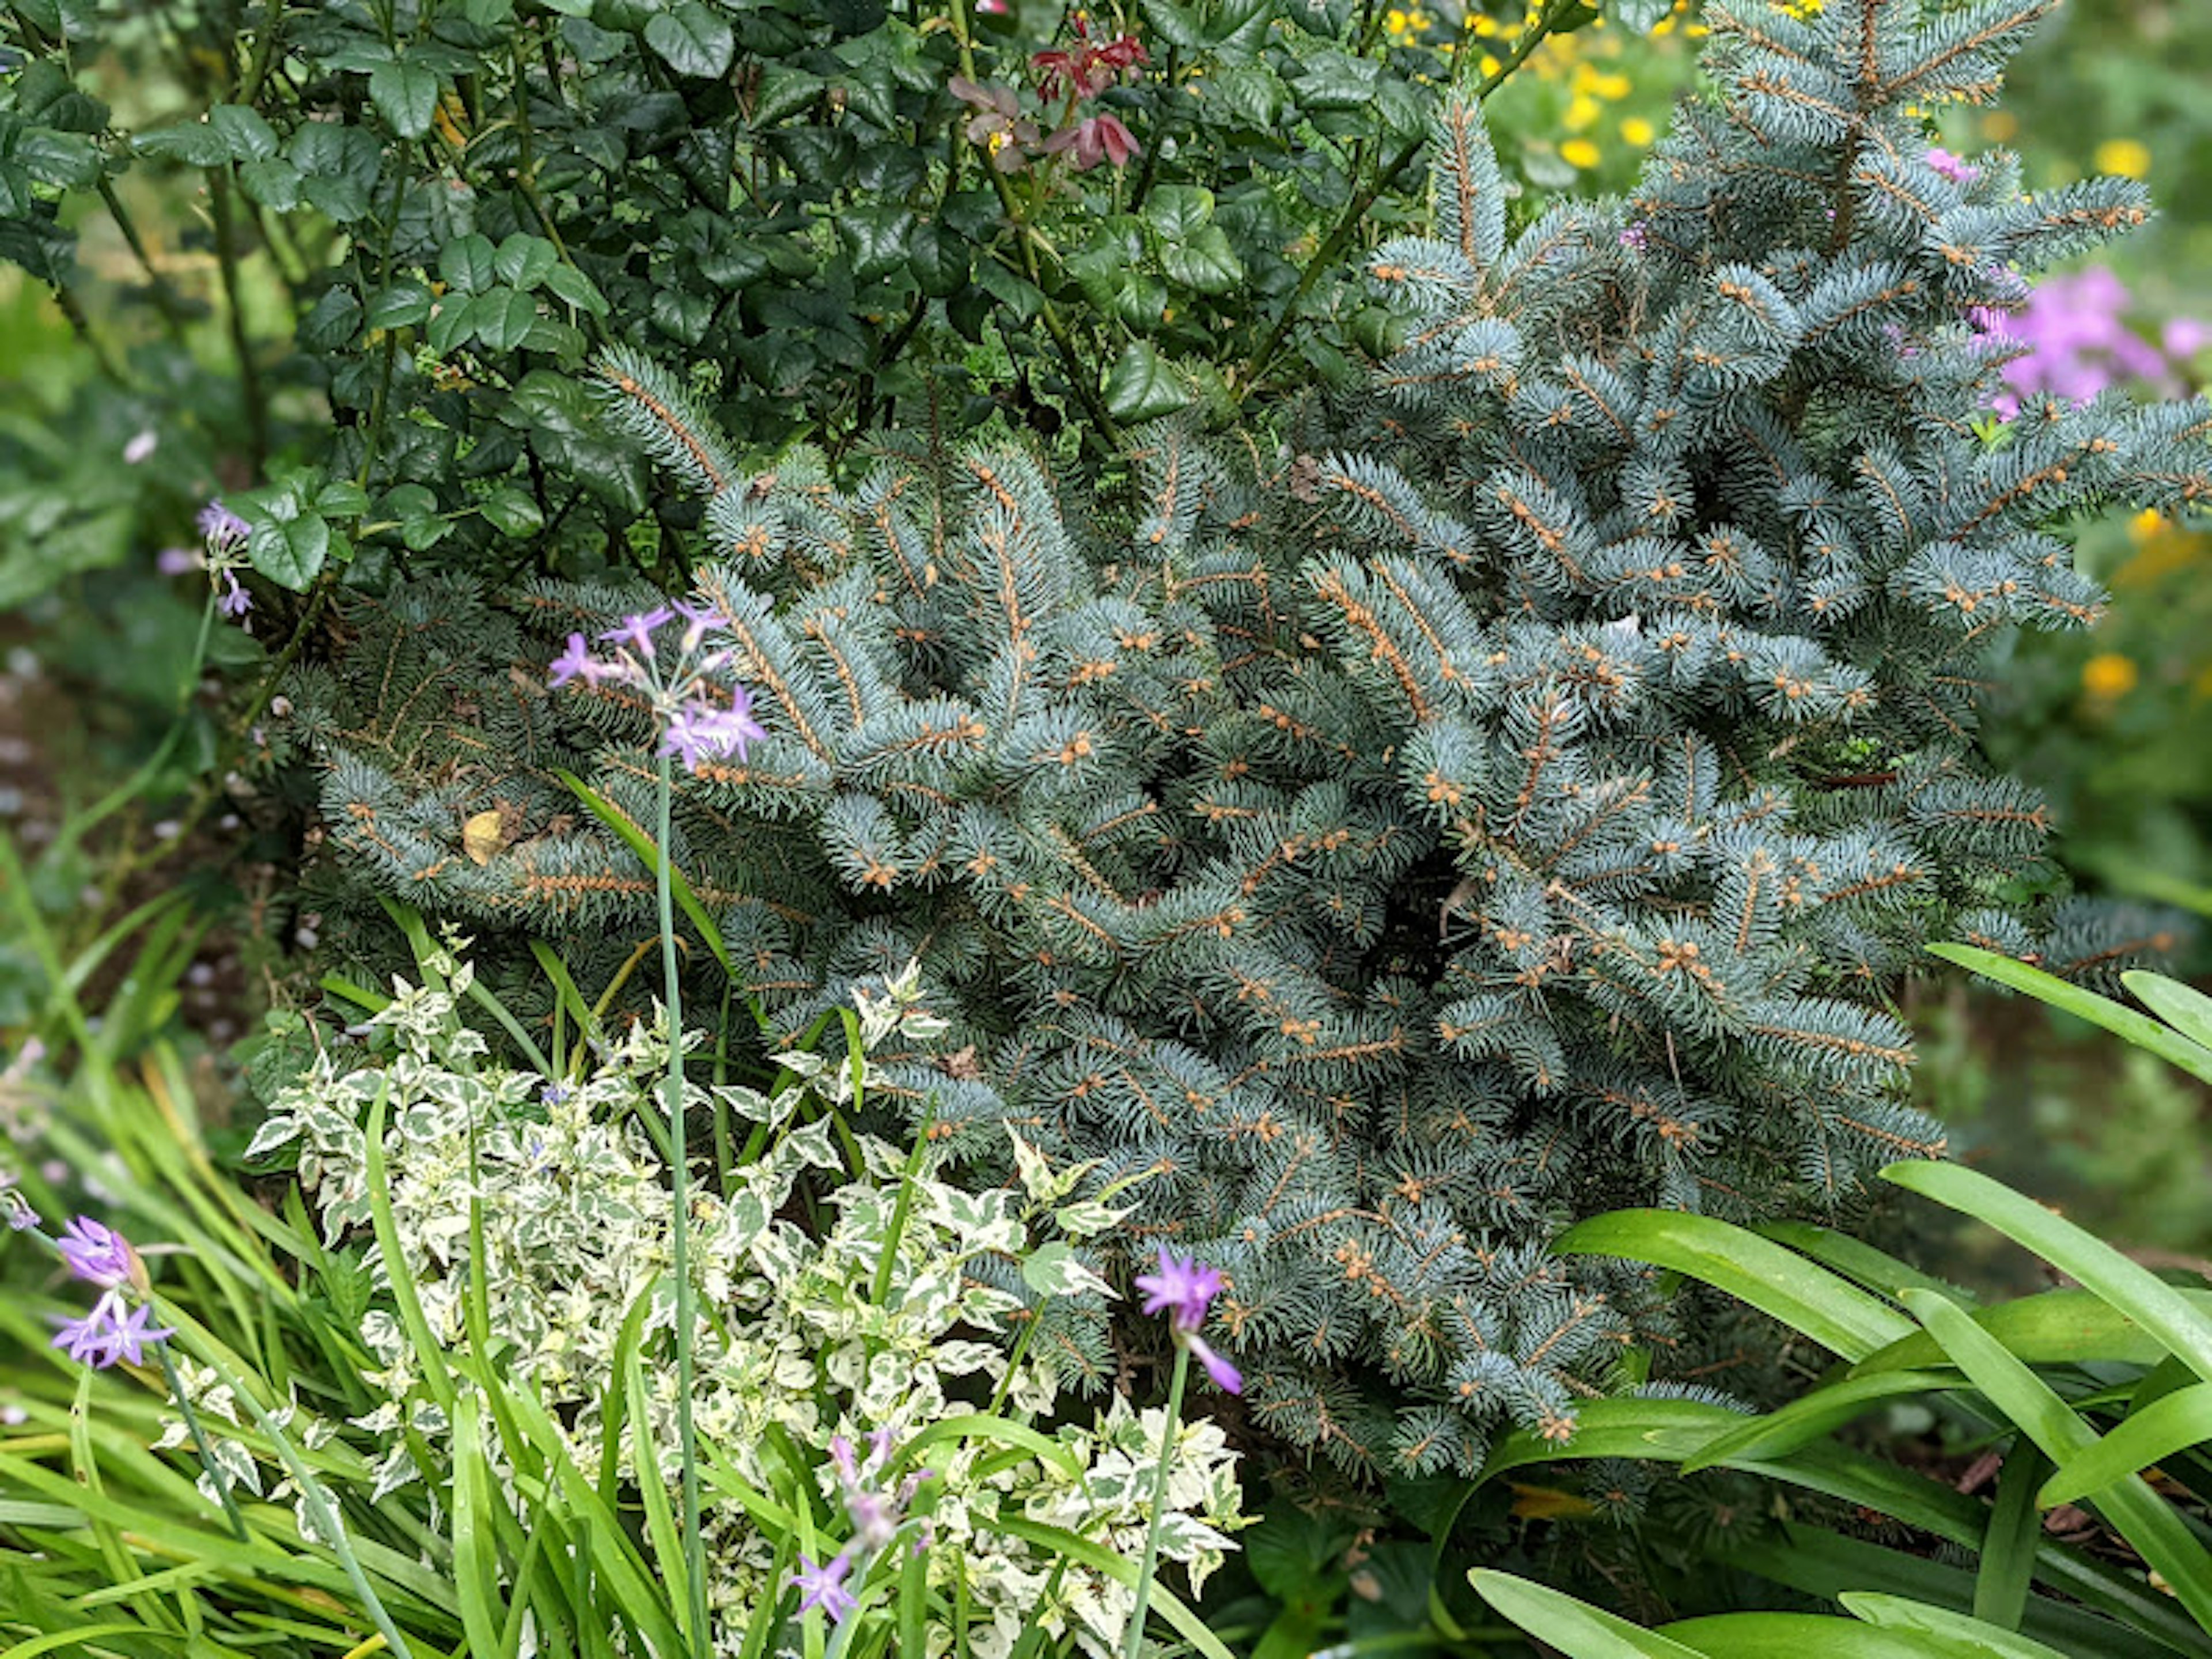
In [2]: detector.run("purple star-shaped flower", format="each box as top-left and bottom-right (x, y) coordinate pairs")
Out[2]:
(791, 1550), (857, 1624)
(198, 501), (250, 550)
(549, 632), (603, 688)
(1135, 1246), (1242, 1394)
(1135, 1247), (1222, 1334)
(57, 1216), (136, 1289)
(51, 1289), (172, 1370)
(659, 693), (767, 774)
(218, 570), (253, 619)
(1187, 1334), (1242, 1395)
(674, 599), (722, 654)
(599, 607), (675, 661)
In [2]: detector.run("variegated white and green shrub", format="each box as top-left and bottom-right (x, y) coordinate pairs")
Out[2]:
(236, 949), (1245, 1658)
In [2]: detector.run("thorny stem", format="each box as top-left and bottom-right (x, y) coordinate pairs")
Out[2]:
(1120, 1342), (1191, 1659)
(657, 752), (712, 1659)
(1244, 0), (1578, 394)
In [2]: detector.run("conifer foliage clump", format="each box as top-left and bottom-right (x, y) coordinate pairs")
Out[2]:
(293, 0), (2207, 1476)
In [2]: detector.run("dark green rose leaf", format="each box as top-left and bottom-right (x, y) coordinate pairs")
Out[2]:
(468, 287), (542, 352)
(368, 60), (442, 140)
(907, 221), (971, 299)
(494, 232), (559, 291)
(544, 262), (612, 315)
(838, 204), (914, 284)
(210, 103), (279, 161)
(134, 119), (239, 168)
(1104, 340), (1192, 422)
(644, 3), (736, 79)
(440, 233), (499, 294)
(480, 487), (546, 536)
(366, 279), (435, 330)
(238, 157), (304, 211)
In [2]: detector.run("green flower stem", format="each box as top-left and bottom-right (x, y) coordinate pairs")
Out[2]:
(65, 585), (218, 862)
(89, 573), (336, 908)
(1120, 1341), (1191, 1659)
(153, 1338), (251, 1544)
(657, 752), (712, 1659)
(161, 1301), (419, 1659)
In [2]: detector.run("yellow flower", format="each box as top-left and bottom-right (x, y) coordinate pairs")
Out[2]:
(1474, 13), (1499, 34)
(1588, 71), (1631, 100)
(1567, 93), (1601, 131)
(1479, 52), (1502, 76)
(2081, 652), (2139, 700)
(2094, 138), (2152, 180)
(1621, 116), (1656, 146)
(1561, 138), (1601, 170)
(2113, 510), (2206, 588)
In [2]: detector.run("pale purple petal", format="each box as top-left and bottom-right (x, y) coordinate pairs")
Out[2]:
(1188, 1334), (1243, 1396)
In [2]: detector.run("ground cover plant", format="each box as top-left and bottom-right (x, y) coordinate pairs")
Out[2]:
(5, 0), (2212, 1656)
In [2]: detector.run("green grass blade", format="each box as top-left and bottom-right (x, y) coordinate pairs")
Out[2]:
(1928, 945), (2212, 1086)
(1902, 1287), (2212, 1635)
(555, 768), (733, 978)
(2125, 972), (2212, 1053)
(1842, 1595), (2077, 1659)
(1681, 1370), (1963, 1472)
(1721, 1528), (2186, 1659)
(1851, 1287), (2212, 1376)
(1481, 1397), (1746, 1483)
(1756, 1221), (1975, 1306)
(452, 1401), (509, 1659)
(0, 1623), (157, 1659)
(2041, 1383), (2212, 1507)
(623, 1347), (692, 1639)
(529, 939), (601, 1071)
(1469, 1571), (1709, 1659)
(986, 1517), (1235, 1659)
(1555, 1210), (1915, 1359)
(1885, 1162), (2212, 1387)
(363, 1080), (459, 1418)
(1974, 1446), (2047, 1632)
(1656, 1611), (1978, 1658)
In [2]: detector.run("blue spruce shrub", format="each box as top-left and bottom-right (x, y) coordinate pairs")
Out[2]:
(290, 0), (2205, 1475)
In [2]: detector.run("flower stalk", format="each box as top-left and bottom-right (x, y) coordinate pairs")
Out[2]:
(550, 605), (761, 1659)
(1123, 1248), (1240, 1657)
(659, 747), (711, 1659)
